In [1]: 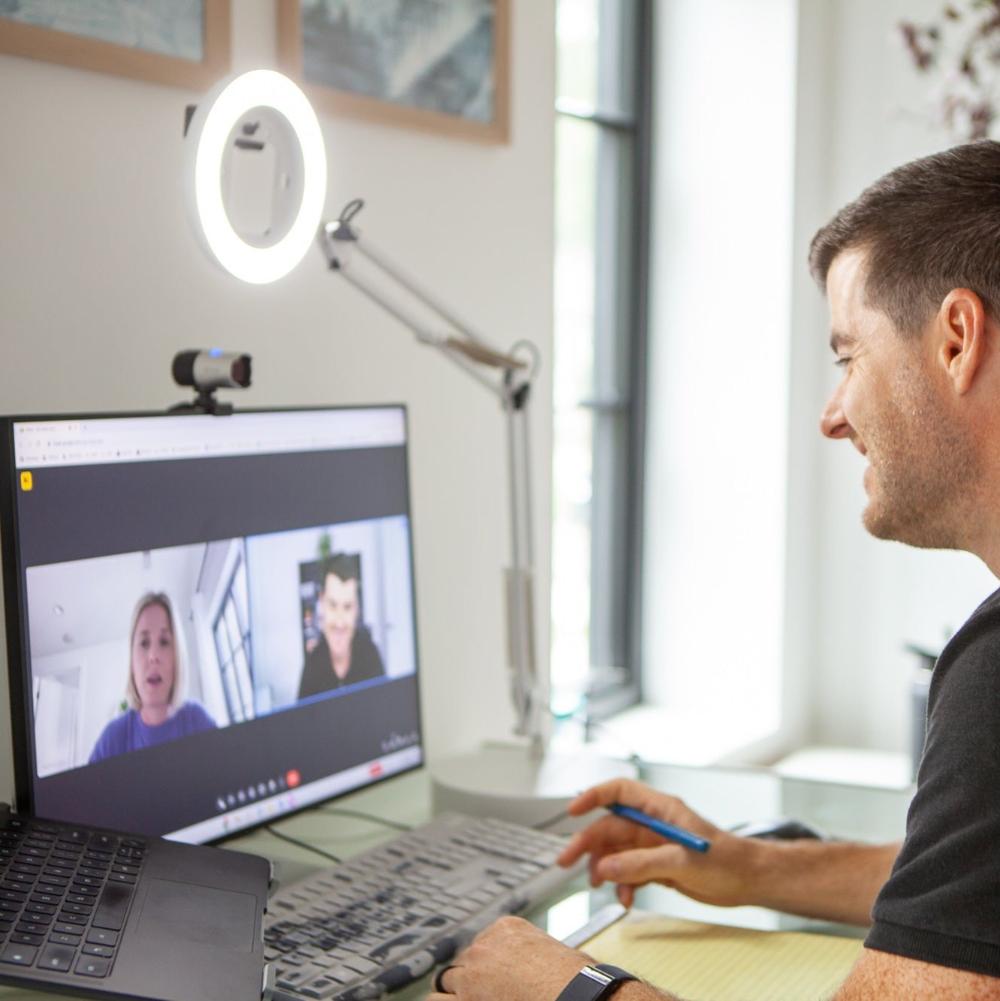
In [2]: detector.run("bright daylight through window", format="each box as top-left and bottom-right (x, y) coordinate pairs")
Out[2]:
(550, 0), (650, 726)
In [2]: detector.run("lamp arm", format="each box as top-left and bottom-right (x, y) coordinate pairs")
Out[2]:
(336, 264), (502, 399)
(319, 202), (546, 749)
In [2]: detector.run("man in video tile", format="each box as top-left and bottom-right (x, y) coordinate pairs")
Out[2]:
(297, 553), (385, 699)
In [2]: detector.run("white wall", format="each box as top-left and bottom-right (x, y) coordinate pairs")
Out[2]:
(793, 0), (997, 754)
(0, 0), (555, 800)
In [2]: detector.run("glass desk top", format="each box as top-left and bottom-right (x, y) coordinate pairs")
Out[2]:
(0, 760), (913, 1001)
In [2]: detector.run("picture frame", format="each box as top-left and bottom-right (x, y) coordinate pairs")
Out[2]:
(276, 0), (511, 144)
(0, 1), (231, 91)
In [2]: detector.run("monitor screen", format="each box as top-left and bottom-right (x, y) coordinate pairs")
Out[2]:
(0, 407), (423, 842)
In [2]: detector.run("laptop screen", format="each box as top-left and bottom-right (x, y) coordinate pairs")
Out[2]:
(0, 407), (423, 842)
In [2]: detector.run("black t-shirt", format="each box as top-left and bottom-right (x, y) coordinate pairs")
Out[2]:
(297, 626), (385, 700)
(867, 585), (1000, 976)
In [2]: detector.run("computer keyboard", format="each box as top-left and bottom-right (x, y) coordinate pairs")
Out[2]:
(0, 808), (144, 979)
(266, 813), (577, 1001)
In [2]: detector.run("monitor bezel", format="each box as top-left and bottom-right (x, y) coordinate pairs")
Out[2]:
(0, 404), (425, 843)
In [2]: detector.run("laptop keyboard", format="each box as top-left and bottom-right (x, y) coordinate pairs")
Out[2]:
(266, 813), (575, 1001)
(0, 813), (145, 980)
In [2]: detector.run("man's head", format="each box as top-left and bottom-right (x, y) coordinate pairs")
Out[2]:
(809, 141), (1000, 335)
(319, 553), (362, 664)
(811, 142), (1000, 552)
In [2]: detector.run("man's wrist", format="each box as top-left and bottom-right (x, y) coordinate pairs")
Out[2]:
(554, 963), (637, 1001)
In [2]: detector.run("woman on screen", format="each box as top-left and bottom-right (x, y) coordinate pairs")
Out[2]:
(89, 592), (216, 763)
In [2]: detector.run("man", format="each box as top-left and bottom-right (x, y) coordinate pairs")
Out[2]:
(428, 141), (1000, 1000)
(298, 553), (385, 699)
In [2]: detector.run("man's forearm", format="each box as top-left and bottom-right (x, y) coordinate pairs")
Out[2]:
(744, 839), (900, 926)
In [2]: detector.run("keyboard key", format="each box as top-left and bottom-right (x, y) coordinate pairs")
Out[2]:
(75, 955), (111, 977)
(10, 933), (43, 946)
(82, 943), (113, 958)
(108, 872), (136, 885)
(37, 943), (75, 972)
(61, 903), (92, 916)
(55, 912), (87, 926)
(42, 866), (74, 879)
(15, 922), (48, 936)
(53, 923), (83, 936)
(22, 912), (54, 926)
(77, 867), (107, 880)
(48, 932), (81, 947)
(29, 893), (59, 907)
(86, 928), (118, 947)
(0, 943), (36, 965)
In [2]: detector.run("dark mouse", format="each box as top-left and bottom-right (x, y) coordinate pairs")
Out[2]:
(728, 817), (826, 841)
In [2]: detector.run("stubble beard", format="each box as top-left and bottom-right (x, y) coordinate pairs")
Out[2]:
(861, 372), (976, 551)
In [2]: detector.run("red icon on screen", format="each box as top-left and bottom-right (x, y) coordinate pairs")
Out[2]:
(369, 762), (383, 779)
(286, 769), (301, 788)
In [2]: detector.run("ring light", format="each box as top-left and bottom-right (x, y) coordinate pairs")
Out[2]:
(185, 70), (326, 285)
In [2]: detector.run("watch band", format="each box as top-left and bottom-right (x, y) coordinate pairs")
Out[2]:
(554, 963), (638, 1001)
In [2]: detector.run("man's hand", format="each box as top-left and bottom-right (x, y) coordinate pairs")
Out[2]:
(559, 779), (761, 909)
(560, 778), (898, 927)
(424, 917), (590, 1001)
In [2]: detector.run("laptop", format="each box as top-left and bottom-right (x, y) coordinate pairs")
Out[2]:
(0, 406), (426, 997)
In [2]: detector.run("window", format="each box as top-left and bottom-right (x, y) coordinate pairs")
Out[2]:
(212, 554), (254, 723)
(551, 0), (652, 722)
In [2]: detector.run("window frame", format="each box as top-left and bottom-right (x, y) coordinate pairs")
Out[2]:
(553, 0), (653, 722)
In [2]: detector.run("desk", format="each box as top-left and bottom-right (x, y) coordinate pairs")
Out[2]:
(0, 761), (912, 1001)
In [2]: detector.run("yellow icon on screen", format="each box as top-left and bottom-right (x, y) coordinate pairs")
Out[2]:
(20, 472), (32, 492)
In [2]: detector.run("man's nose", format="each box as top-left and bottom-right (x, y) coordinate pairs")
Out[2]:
(820, 386), (850, 440)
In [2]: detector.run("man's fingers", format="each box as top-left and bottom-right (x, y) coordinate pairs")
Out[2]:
(559, 815), (637, 866)
(567, 778), (652, 816)
(595, 844), (689, 885)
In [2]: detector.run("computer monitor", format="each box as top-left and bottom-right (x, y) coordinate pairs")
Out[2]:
(0, 407), (423, 842)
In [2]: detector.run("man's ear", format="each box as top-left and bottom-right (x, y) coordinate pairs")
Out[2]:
(936, 288), (989, 395)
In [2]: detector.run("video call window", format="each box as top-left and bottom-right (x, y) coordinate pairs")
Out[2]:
(26, 516), (417, 780)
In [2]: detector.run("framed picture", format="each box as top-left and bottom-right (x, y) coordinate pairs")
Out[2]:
(0, 1), (231, 91)
(277, 0), (511, 144)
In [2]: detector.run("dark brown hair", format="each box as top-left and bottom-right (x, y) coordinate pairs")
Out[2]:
(809, 140), (1000, 335)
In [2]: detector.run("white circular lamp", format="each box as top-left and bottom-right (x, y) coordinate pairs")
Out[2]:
(185, 70), (326, 285)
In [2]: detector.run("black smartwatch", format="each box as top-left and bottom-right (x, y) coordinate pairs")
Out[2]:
(554, 963), (638, 1001)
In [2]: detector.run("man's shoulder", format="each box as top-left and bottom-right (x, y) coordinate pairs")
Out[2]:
(935, 584), (1000, 679)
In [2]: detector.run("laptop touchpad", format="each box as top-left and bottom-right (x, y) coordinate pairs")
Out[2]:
(136, 878), (257, 952)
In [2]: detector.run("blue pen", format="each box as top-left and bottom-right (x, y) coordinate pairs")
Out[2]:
(608, 803), (711, 853)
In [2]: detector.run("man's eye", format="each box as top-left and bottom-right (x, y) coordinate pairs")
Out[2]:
(834, 356), (851, 368)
